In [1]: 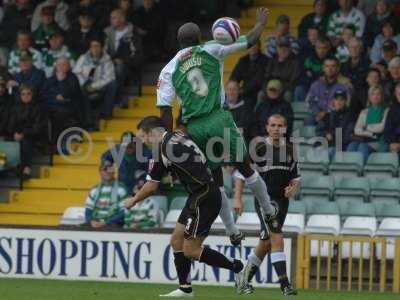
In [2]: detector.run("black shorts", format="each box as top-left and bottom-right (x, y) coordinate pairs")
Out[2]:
(178, 184), (222, 239)
(255, 197), (289, 240)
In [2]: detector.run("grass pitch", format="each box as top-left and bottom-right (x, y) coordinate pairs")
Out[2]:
(0, 278), (397, 300)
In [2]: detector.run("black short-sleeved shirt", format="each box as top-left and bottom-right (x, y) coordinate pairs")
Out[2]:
(252, 138), (301, 199)
(146, 131), (213, 194)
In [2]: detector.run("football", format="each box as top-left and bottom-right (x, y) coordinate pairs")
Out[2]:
(212, 17), (240, 45)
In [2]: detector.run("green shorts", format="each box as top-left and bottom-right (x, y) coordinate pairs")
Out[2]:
(187, 109), (248, 170)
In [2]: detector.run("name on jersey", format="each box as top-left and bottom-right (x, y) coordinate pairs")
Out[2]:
(179, 56), (202, 73)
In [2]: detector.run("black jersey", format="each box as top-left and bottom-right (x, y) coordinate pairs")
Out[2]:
(252, 138), (300, 199)
(146, 131), (214, 194)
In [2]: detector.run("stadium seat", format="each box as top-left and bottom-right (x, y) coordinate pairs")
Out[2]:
(376, 218), (400, 237)
(236, 212), (260, 231)
(169, 197), (186, 210)
(222, 168), (234, 197)
(300, 125), (316, 140)
(370, 178), (400, 203)
(60, 207), (86, 225)
(298, 146), (329, 175)
(283, 213), (305, 233)
(375, 203), (400, 221)
(334, 176), (370, 202)
(305, 200), (339, 216)
(292, 102), (309, 121)
(364, 153), (399, 178)
(300, 175), (334, 199)
(148, 195), (168, 221)
(242, 195), (256, 212)
(328, 151), (363, 178)
(162, 210), (181, 228)
(0, 141), (21, 171)
(305, 214), (340, 235)
(288, 200), (306, 215)
(339, 201), (375, 222)
(293, 120), (304, 131)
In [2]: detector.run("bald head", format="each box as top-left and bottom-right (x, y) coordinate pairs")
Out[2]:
(177, 22), (201, 48)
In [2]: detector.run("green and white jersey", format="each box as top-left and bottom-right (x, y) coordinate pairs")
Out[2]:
(157, 36), (248, 123)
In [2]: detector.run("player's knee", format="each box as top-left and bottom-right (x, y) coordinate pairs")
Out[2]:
(170, 233), (184, 251)
(182, 242), (197, 259)
(270, 233), (284, 250)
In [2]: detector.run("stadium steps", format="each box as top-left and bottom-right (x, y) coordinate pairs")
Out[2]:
(1, 1), (308, 226)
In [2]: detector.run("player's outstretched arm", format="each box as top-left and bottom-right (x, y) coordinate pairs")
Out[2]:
(125, 181), (159, 209)
(246, 7), (269, 47)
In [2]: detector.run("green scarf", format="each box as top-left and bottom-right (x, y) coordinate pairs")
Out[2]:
(366, 105), (384, 125)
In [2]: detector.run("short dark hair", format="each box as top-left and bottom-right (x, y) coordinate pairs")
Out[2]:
(267, 114), (287, 126)
(343, 24), (356, 34)
(324, 56), (340, 65)
(137, 116), (165, 132)
(89, 36), (105, 47)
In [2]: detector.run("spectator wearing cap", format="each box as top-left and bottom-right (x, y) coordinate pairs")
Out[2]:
(42, 30), (77, 78)
(319, 90), (354, 158)
(265, 36), (301, 102)
(104, 9), (143, 108)
(306, 57), (352, 126)
(298, 0), (329, 39)
(349, 67), (383, 121)
(265, 14), (299, 58)
(42, 57), (84, 146)
(229, 40), (268, 108)
(6, 84), (46, 179)
(0, 78), (12, 138)
(32, 5), (62, 50)
(66, 8), (103, 56)
(8, 31), (43, 75)
(31, 0), (69, 32)
(249, 79), (294, 138)
(370, 20), (400, 64)
(101, 131), (152, 194)
(7, 51), (46, 102)
(295, 36), (333, 102)
(364, 0), (397, 48)
(341, 37), (371, 90)
(347, 86), (388, 163)
(384, 83), (400, 153)
(85, 160), (128, 229)
(0, 0), (34, 61)
(73, 37), (117, 127)
(384, 57), (400, 100)
(335, 24), (357, 63)
(327, 0), (366, 47)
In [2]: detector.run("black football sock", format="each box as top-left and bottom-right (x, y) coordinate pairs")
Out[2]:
(173, 251), (192, 293)
(199, 247), (243, 273)
(271, 251), (290, 290)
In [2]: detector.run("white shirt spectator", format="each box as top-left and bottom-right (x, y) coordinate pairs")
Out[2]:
(327, 7), (366, 38)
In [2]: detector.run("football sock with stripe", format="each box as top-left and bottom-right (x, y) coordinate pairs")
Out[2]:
(271, 251), (290, 290)
(173, 251), (192, 293)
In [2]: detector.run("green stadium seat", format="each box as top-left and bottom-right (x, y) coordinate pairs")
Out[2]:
(334, 176), (370, 202)
(306, 200), (339, 215)
(339, 201), (376, 220)
(300, 175), (334, 199)
(0, 141), (21, 171)
(300, 126), (316, 139)
(370, 178), (400, 203)
(375, 203), (400, 221)
(288, 200), (306, 215)
(298, 146), (329, 175)
(242, 195), (256, 212)
(329, 151), (363, 178)
(169, 197), (186, 210)
(293, 120), (304, 131)
(292, 102), (310, 121)
(364, 153), (399, 178)
(150, 195), (168, 215)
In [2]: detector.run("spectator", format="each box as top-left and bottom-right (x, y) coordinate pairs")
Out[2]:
(123, 197), (158, 230)
(373, 39), (399, 79)
(8, 31), (43, 75)
(118, 0), (135, 18)
(132, 0), (166, 60)
(7, 84), (46, 179)
(349, 67), (382, 121)
(104, 9), (143, 107)
(298, 25), (321, 60)
(295, 37), (332, 102)
(298, 0), (329, 39)
(42, 57), (83, 146)
(265, 36), (301, 102)
(364, 0), (397, 48)
(370, 19), (400, 64)
(384, 57), (400, 100)
(327, 0), (366, 46)
(229, 40), (268, 108)
(358, 0), (379, 16)
(67, 0), (111, 30)
(318, 90), (354, 157)
(32, 5), (62, 50)
(73, 37), (117, 127)
(0, 78), (11, 137)
(31, 0), (69, 32)
(347, 86), (388, 162)
(7, 51), (46, 101)
(42, 30), (76, 78)
(384, 83), (400, 153)
(101, 131), (151, 194)
(335, 24), (356, 63)
(0, 0), (34, 61)
(265, 14), (299, 58)
(341, 37), (370, 89)
(85, 160), (128, 229)
(225, 81), (251, 137)
(306, 57), (352, 125)
(66, 8), (102, 56)
(250, 79), (294, 138)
